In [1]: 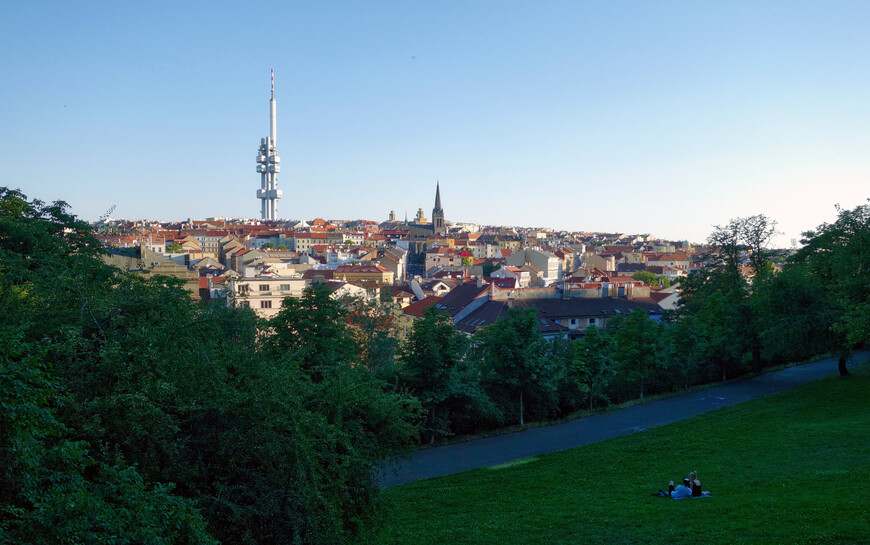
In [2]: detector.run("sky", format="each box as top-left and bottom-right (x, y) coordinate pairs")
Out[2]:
(2, 1), (868, 246)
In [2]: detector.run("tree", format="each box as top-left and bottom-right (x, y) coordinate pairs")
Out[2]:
(0, 189), (213, 544)
(739, 214), (779, 281)
(570, 326), (615, 410)
(703, 218), (746, 296)
(793, 200), (870, 375)
(612, 309), (665, 400)
(474, 308), (553, 426)
(738, 214), (779, 373)
(677, 214), (778, 375)
(632, 270), (670, 288)
(398, 307), (494, 442)
(664, 314), (704, 390)
(0, 188), (422, 544)
(346, 295), (401, 382)
(752, 263), (838, 364)
(268, 284), (358, 376)
(695, 290), (745, 381)
(166, 242), (184, 253)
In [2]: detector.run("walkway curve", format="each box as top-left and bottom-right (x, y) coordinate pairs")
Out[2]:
(380, 352), (867, 488)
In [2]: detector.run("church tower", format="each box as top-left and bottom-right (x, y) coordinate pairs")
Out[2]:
(432, 181), (445, 233)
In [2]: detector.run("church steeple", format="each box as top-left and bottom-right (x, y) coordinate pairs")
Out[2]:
(432, 180), (445, 233)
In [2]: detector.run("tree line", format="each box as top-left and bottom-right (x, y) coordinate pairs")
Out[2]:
(1, 188), (419, 544)
(2, 187), (867, 544)
(391, 207), (869, 443)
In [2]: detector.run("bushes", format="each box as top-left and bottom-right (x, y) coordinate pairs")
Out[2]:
(0, 188), (421, 545)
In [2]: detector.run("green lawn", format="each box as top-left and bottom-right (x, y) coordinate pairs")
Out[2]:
(374, 366), (870, 545)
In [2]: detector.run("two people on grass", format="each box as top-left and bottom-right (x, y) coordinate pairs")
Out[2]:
(663, 478), (693, 499)
(659, 471), (703, 498)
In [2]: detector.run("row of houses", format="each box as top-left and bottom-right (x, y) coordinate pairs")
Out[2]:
(95, 190), (704, 336)
(403, 278), (670, 339)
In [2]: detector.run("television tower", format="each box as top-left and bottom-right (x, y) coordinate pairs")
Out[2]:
(256, 68), (283, 220)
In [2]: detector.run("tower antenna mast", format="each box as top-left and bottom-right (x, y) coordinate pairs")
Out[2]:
(255, 68), (283, 220)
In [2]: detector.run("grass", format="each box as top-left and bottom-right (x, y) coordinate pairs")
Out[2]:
(374, 365), (870, 545)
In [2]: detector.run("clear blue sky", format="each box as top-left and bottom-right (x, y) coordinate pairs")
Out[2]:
(2, 1), (868, 245)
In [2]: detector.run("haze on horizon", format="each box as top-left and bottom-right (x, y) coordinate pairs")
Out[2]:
(2, 1), (868, 246)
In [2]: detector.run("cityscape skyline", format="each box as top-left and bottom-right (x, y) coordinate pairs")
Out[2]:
(3, 1), (869, 246)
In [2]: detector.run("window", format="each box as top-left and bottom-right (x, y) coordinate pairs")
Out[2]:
(570, 318), (577, 326)
(259, 284), (270, 291)
(588, 318), (597, 325)
(280, 284), (291, 291)
(260, 300), (272, 309)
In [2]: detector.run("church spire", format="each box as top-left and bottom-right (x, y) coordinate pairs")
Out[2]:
(432, 180), (445, 233)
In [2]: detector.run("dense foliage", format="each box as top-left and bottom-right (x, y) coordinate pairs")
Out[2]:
(0, 188), (421, 545)
(397, 307), (497, 442)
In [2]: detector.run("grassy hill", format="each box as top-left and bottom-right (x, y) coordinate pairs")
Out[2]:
(374, 365), (870, 545)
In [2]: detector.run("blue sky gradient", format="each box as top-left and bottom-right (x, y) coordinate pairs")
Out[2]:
(2, 1), (868, 245)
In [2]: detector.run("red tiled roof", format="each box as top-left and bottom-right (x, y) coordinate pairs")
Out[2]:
(403, 296), (442, 318)
(295, 232), (329, 239)
(303, 269), (335, 280)
(648, 252), (689, 262)
(650, 291), (673, 303)
(606, 276), (638, 284)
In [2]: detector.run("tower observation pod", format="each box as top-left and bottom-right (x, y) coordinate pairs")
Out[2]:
(256, 68), (283, 220)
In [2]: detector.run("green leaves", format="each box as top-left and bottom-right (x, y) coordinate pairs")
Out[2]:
(794, 201), (870, 357)
(474, 308), (554, 426)
(632, 270), (671, 288)
(269, 284), (358, 374)
(0, 188), (422, 544)
(611, 309), (666, 399)
(399, 307), (477, 441)
(0, 329), (215, 545)
(570, 326), (615, 410)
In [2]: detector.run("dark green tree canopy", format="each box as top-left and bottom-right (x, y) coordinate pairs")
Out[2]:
(793, 200), (870, 373)
(0, 188), (421, 544)
(474, 308), (554, 426)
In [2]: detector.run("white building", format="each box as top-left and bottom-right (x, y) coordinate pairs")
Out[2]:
(229, 276), (308, 319)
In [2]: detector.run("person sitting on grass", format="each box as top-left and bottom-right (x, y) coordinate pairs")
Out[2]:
(658, 478), (693, 498)
(688, 471), (702, 497)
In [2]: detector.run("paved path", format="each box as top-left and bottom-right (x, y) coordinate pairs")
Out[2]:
(380, 352), (867, 488)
